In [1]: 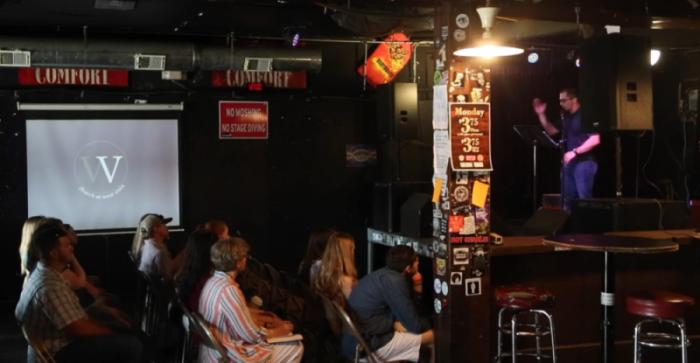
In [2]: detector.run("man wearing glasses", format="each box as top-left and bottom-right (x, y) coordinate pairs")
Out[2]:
(533, 88), (601, 210)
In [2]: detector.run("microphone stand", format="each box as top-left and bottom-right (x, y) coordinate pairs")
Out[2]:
(560, 112), (566, 210)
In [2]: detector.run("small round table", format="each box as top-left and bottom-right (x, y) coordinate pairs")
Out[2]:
(542, 235), (678, 363)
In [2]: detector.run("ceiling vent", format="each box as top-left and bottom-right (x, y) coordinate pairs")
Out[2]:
(134, 54), (166, 70)
(0, 50), (30, 67)
(243, 58), (273, 72)
(94, 0), (137, 10)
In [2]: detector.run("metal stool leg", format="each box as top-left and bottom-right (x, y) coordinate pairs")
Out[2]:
(540, 310), (557, 363)
(534, 312), (542, 361)
(511, 314), (518, 363)
(496, 307), (506, 363)
(678, 318), (688, 363)
(633, 321), (643, 363)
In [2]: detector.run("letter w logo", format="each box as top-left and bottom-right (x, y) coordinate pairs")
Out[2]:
(79, 156), (123, 184)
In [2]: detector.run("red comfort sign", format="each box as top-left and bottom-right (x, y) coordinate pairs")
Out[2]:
(219, 101), (269, 139)
(211, 70), (307, 89)
(19, 68), (129, 87)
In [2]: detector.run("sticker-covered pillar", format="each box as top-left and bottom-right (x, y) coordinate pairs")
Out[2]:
(431, 2), (493, 362)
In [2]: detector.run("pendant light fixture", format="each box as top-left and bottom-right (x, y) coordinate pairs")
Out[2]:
(454, 7), (524, 58)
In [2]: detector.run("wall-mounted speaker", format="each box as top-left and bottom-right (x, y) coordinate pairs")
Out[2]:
(579, 34), (653, 132)
(376, 82), (419, 140)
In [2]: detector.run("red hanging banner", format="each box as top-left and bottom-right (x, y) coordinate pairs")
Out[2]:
(19, 68), (129, 87)
(358, 33), (414, 88)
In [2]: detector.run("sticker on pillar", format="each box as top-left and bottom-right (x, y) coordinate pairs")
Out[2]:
(433, 278), (442, 295)
(472, 246), (489, 268)
(442, 281), (449, 296)
(456, 95), (467, 103)
(439, 217), (448, 235)
(434, 298), (442, 314)
(465, 278), (482, 296)
(456, 14), (470, 28)
(449, 216), (464, 233)
(433, 70), (443, 86)
(452, 72), (465, 89)
(461, 215), (476, 235)
(441, 26), (448, 40)
(441, 70), (450, 85)
(453, 29), (466, 43)
(436, 258), (446, 276)
(441, 201), (450, 211)
(453, 247), (470, 265)
(450, 272), (463, 285)
(456, 171), (470, 185)
(433, 209), (443, 218)
(438, 243), (447, 256)
(470, 269), (484, 277)
(453, 185), (470, 202)
(432, 240), (440, 253)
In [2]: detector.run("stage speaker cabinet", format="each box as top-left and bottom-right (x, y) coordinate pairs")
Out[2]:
(571, 198), (686, 234)
(579, 34), (653, 132)
(400, 193), (433, 238)
(522, 208), (570, 236)
(373, 182), (431, 233)
(376, 82), (419, 140)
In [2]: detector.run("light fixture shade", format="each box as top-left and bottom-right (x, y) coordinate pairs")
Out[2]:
(476, 7), (500, 38)
(651, 50), (660, 66)
(454, 45), (524, 58)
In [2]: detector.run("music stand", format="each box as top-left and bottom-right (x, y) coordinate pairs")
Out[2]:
(513, 125), (560, 212)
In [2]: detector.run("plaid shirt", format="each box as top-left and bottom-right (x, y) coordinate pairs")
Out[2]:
(15, 262), (87, 362)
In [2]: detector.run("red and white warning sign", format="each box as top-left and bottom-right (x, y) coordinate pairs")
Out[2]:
(219, 101), (269, 139)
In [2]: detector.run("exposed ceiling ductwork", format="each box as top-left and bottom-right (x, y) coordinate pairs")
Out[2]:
(0, 37), (322, 72)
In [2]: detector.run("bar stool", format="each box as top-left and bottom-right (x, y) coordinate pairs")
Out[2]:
(626, 291), (694, 363)
(495, 286), (557, 363)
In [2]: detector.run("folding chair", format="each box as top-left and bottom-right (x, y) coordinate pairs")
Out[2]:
(20, 323), (57, 363)
(280, 270), (306, 319)
(264, 263), (293, 312)
(247, 257), (267, 279)
(321, 298), (379, 363)
(188, 311), (229, 363)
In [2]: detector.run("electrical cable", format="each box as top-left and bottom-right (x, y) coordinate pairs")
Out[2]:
(642, 130), (663, 197)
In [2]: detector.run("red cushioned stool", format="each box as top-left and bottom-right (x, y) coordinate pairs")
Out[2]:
(495, 286), (557, 363)
(627, 291), (694, 363)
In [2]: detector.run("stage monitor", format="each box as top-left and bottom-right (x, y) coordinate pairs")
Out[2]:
(26, 119), (181, 231)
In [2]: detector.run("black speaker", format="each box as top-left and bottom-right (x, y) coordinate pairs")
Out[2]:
(376, 82), (419, 140)
(571, 198), (686, 234)
(373, 182), (431, 232)
(400, 193), (432, 238)
(579, 34), (653, 132)
(522, 208), (570, 236)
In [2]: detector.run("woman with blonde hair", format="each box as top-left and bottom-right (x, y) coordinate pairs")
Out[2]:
(18, 215), (45, 279)
(314, 232), (357, 307)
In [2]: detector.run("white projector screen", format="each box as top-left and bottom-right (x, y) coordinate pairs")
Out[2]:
(26, 119), (181, 231)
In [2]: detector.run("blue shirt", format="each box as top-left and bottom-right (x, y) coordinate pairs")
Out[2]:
(556, 109), (598, 158)
(342, 268), (430, 357)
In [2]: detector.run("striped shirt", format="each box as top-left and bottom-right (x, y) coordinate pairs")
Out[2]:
(15, 262), (88, 363)
(199, 271), (272, 363)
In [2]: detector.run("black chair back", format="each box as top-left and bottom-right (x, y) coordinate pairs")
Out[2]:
(320, 298), (378, 363)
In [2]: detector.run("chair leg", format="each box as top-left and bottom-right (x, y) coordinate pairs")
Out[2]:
(496, 308), (506, 363)
(511, 314), (518, 363)
(633, 320), (643, 363)
(355, 344), (361, 363)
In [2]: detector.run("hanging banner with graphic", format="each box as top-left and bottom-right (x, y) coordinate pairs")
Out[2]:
(219, 101), (268, 139)
(449, 103), (492, 171)
(19, 68), (129, 87)
(358, 33), (414, 88)
(211, 70), (307, 89)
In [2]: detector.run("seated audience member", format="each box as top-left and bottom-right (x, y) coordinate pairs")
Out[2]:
(343, 245), (433, 363)
(315, 232), (357, 308)
(174, 229), (219, 312)
(136, 214), (179, 280)
(131, 213), (156, 260)
(204, 220), (232, 240)
(18, 215), (44, 280)
(298, 228), (334, 286)
(15, 225), (142, 363)
(199, 238), (304, 363)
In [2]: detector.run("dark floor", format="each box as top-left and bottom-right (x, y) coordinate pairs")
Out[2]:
(0, 301), (26, 363)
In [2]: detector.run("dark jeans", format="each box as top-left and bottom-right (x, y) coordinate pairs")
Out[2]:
(54, 334), (143, 363)
(562, 159), (598, 210)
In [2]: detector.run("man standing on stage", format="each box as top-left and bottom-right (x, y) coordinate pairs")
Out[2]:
(533, 88), (601, 210)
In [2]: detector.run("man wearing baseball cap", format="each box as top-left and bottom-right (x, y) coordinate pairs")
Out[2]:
(136, 214), (176, 280)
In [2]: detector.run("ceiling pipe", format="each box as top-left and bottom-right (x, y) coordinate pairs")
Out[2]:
(0, 36), (322, 72)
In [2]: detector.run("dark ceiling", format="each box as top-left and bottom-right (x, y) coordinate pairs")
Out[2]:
(0, 0), (697, 47)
